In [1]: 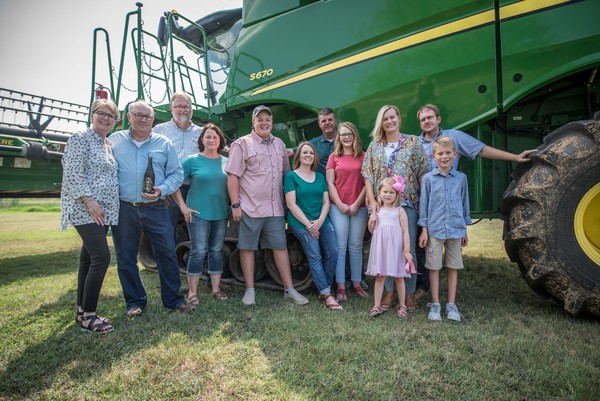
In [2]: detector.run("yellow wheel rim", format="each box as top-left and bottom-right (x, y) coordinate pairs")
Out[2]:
(575, 182), (600, 265)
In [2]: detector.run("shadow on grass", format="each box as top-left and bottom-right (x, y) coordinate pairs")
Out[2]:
(0, 285), (211, 398)
(1, 255), (597, 400)
(0, 251), (80, 287)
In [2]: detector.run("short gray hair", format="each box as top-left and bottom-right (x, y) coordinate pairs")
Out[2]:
(171, 92), (193, 106)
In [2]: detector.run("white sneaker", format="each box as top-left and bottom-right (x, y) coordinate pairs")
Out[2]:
(284, 289), (309, 305)
(427, 303), (442, 321)
(242, 290), (256, 305)
(446, 303), (462, 322)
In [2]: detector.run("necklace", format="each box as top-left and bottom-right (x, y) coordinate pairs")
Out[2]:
(388, 142), (398, 149)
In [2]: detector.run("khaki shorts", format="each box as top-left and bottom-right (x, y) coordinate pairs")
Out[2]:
(425, 237), (464, 270)
(237, 212), (287, 250)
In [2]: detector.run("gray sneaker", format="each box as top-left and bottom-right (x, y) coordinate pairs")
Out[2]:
(284, 289), (309, 305)
(446, 303), (462, 322)
(427, 303), (442, 321)
(242, 290), (256, 305)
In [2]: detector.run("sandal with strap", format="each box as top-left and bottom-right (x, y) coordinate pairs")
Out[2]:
(80, 314), (114, 334)
(352, 285), (368, 298)
(212, 291), (228, 301)
(369, 305), (383, 318)
(187, 295), (201, 306)
(336, 288), (347, 302)
(76, 310), (111, 325)
(397, 304), (409, 319)
(319, 294), (343, 311)
(406, 294), (418, 310)
(381, 292), (395, 311)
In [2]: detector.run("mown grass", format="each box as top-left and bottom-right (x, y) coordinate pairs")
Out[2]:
(0, 198), (61, 213)
(0, 211), (598, 400)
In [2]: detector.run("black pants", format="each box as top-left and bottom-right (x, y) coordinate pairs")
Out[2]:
(75, 224), (111, 312)
(415, 226), (429, 292)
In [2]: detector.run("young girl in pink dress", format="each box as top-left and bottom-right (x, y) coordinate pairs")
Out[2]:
(366, 176), (414, 318)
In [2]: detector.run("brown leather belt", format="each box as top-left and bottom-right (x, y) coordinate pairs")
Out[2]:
(123, 200), (167, 207)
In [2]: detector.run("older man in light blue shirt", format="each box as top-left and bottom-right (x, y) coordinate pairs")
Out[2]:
(153, 92), (202, 249)
(109, 100), (191, 316)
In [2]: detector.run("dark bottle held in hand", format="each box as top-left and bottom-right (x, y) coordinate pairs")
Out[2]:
(143, 156), (155, 194)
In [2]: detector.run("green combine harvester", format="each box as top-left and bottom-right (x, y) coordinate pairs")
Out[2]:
(1, 0), (598, 317)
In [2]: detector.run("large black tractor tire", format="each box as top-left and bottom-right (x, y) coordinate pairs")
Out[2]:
(138, 231), (158, 273)
(501, 116), (600, 317)
(264, 232), (313, 292)
(138, 223), (189, 273)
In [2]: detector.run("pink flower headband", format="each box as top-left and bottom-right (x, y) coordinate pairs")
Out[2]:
(391, 176), (405, 194)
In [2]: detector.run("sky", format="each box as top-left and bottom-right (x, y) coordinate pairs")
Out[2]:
(0, 0), (243, 106)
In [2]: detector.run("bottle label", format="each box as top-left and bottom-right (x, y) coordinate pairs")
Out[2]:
(144, 177), (154, 194)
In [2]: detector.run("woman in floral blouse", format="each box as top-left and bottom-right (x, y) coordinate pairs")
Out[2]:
(60, 99), (120, 333)
(361, 105), (429, 312)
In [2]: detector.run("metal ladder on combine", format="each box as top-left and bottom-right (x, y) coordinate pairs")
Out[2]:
(90, 3), (214, 123)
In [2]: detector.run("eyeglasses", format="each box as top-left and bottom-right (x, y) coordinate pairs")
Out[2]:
(172, 105), (191, 110)
(94, 111), (117, 120)
(131, 113), (154, 121)
(419, 115), (437, 123)
(339, 133), (354, 138)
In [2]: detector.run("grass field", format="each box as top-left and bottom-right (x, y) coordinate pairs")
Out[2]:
(0, 204), (599, 400)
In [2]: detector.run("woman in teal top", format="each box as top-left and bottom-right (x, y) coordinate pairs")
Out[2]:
(174, 124), (230, 303)
(284, 142), (341, 310)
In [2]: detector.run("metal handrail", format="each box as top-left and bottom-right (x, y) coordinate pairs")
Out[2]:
(167, 12), (212, 115)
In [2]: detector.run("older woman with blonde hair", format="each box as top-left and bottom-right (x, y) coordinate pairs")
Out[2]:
(60, 98), (120, 333)
(361, 105), (429, 311)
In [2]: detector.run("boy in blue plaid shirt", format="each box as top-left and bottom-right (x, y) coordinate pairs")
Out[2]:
(418, 136), (471, 322)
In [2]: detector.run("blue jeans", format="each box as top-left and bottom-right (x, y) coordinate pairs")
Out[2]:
(289, 222), (337, 295)
(384, 205), (418, 294)
(112, 201), (185, 310)
(187, 216), (227, 276)
(329, 205), (368, 284)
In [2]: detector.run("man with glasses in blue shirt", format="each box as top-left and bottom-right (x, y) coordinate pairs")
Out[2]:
(413, 103), (535, 303)
(153, 93), (201, 232)
(109, 100), (194, 316)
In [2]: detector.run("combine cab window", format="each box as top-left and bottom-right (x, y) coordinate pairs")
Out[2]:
(206, 18), (242, 100)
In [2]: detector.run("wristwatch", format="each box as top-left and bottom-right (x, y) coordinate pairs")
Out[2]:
(231, 203), (240, 208)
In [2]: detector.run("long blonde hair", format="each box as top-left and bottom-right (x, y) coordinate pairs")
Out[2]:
(333, 121), (363, 157)
(370, 105), (401, 144)
(377, 177), (401, 207)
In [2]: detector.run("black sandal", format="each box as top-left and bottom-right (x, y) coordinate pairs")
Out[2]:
(80, 314), (115, 334)
(76, 310), (111, 325)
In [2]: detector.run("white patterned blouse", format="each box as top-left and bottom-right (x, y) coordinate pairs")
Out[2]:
(59, 128), (119, 231)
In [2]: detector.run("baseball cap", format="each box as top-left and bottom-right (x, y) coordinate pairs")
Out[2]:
(252, 105), (272, 118)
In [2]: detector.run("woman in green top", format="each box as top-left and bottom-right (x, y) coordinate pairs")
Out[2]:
(174, 124), (230, 303)
(284, 142), (341, 310)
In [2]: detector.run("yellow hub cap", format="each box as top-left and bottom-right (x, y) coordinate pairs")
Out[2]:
(575, 182), (600, 265)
